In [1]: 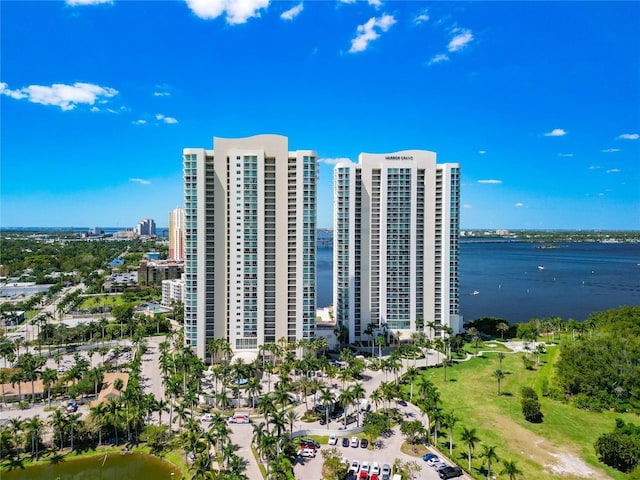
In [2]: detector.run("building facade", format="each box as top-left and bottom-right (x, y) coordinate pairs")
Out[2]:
(137, 260), (184, 287)
(135, 218), (156, 237)
(162, 276), (185, 306)
(333, 150), (461, 344)
(184, 135), (317, 359)
(169, 207), (186, 261)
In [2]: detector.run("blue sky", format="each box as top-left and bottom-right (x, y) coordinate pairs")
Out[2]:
(1, 0), (639, 230)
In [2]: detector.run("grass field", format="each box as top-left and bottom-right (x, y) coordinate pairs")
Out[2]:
(77, 294), (126, 310)
(409, 345), (637, 480)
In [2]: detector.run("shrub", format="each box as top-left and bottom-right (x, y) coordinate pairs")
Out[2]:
(521, 387), (543, 423)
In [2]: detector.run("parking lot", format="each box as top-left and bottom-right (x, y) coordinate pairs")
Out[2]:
(292, 423), (463, 480)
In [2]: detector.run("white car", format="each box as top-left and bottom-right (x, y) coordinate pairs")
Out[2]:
(328, 434), (338, 445)
(371, 462), (380, 475)
(431, 460), (448, 470)
(350, 436), (359, 448)
(349, 460), (360, 473)
(360, 461), (370, 473)
(201, 413), (214, 422)
(298, 448), (316, 458)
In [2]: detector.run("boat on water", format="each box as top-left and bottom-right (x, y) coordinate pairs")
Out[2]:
(538, 265), (545, 271)
(472, 290), (480, 296)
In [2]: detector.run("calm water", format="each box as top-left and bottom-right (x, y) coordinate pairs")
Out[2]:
(2, 453), (181, 480)
(316, 241), (640, 323)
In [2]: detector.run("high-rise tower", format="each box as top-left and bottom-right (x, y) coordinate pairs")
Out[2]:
(333, 150), (461, 344)
(168, 207), (185, 261)
(183, 135), (317, 360)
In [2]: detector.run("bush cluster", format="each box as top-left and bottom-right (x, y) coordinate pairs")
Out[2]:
(521, 387), (543, 423)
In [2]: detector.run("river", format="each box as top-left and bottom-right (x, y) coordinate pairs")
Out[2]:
(316, 241), (640, 323)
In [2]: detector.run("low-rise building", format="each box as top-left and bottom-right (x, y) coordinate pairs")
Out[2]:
(137, 260), (184, 287)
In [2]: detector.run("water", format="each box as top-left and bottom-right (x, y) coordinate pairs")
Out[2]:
(316, 241), (640, 323)
(2, 452), (181, 480)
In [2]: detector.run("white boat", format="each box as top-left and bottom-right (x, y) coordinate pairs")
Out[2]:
(472, 290), (480, 296)
(538, 265), (545, 271)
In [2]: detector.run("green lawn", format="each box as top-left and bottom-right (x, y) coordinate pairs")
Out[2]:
(409, 346), (637, 480)
(77, 294), (126, 310)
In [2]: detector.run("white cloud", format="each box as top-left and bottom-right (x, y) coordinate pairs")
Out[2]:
(153, 91), (171, 97)
(477, 179), (502, 184)
(428, 53), (449, 65)
(448, 28), (473, 52)
(368, 0), (382, 8)
(601, 148), (621, 153)
(66, 0), (112, 5)
(156, 113), (178, 124)
(544, 128), (567, 137)
(462, 204), (472, 209)
(129, 178), (151, 185)
(132, 119), (147, 125)
(588, 165), (600, 170)
(414, 10), (429, 24)
(349, 14), (396, 53)
(617, 133), (639, 140)
(514, 202), (524, 207)
(606, 168), (621, 174)
(280, 3), (302, 20)
(185, 0), (269, 24)
(0, 81), (118, 111)
(319, 157), (352, 166)
(478, 150), (487, 155)
(557, 153), (574, 157)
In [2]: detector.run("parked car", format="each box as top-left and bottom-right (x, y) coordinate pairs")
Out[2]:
(201, 413), (214, 422)
(360, 461), (370, 473)
(360, 438), (369, 448)
(342, 437), (350, 447)
(351, 436), (359, 448)
(348, 460), (360, 473)
(371, 462), (380, 475)
(300, 438), (320, 449)
(423, 453), (438, 462)
(431, 460), (448, 470)
(298, 448), (316, 458)
(381, 463), (392, 480)
(328, 434), (338, 445)
(438, 466), (463, 479)
(330, 407), (345, 419)
(397, 399), (408, 406)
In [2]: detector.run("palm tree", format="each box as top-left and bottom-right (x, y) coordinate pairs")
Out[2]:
(24, 415), (44, 461)
(461, 426), (480, 471)
(497, 322), (509, 340)
(497, 352), (506, 370)
(49, 409), (67, 450)
(403, 366), (419, 401)
(443, 411), (457, 455)
(319, 387), (334, 428)
(285, 409), (299, 435)
(350, 382), (366, 426)
(493, 369), (505, 395)
(480, 444), (499, 479)
(66, 412), (81, 450)
(40, 367), (58, 408)
(90, 402), (107, 445)
(500, 458), (523, 480)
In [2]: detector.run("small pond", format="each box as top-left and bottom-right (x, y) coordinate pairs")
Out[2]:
(2, 452), (182, 480)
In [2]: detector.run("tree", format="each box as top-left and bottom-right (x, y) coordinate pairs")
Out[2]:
(41, 367), (58, 408)
(497, 322), (509, 340)
(480, 444), (499, 479)
(461, 426), (480, 471)
(500, 458), (523, 480)
(493, 369), (505, 395)
(400, 420), (425, 445)
(443, 411), (457, 455)
(23, 416), (44, 459)
(521, 387), (543, 423)
(497, 352), (506, 370)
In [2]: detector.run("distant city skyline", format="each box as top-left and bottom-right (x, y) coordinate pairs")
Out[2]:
(1, 1), (639, 230)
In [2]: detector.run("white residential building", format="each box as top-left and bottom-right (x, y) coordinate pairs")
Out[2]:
(183, 135), (317, 359)
(168, 207), (185, 261)
(162, 276), (185, 306)
(333, 150), (462, 344)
